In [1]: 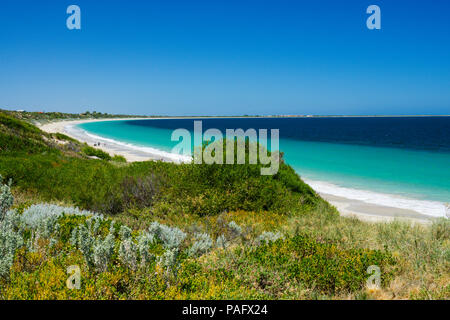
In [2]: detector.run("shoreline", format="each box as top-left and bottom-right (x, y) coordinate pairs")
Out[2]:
(39, 118), (191, 163)
(304, 179), (447, 224)
(38, 118), (447, 224)
(318, 193), (439, 224)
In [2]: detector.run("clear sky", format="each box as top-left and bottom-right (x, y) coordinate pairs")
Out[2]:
(0, 0), (449, 116)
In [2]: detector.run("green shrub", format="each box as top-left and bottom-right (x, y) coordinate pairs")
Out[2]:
(245, 234), (396, 294)
(53, 133), (78, 143)
(82, 146), (112, 161)
(120, 175), (160, 210)
(170, 144), (318, 216)
(111, 155), (127, 163)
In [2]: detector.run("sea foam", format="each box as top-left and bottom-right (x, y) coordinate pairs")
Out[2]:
(304, 179), (447, 218)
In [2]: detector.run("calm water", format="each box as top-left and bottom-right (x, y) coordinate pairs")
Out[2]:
(78, 117), (450, 206)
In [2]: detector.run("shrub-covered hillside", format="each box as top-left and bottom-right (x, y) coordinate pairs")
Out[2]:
(0, 111), (448, 300)
(0, 111), (321, 216)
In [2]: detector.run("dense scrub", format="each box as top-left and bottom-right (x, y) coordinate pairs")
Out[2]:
(0, 198), (396, 299)
(244, 235), (395, 294)
(0, 112), (57, 155)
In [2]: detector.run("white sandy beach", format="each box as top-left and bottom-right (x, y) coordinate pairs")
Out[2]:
(318, 193), (439, 224)
(39, 118), (191, 163)
(38, 118), (447, 224)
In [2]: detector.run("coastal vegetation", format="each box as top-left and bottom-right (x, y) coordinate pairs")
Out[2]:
(0, 110), (448, 299)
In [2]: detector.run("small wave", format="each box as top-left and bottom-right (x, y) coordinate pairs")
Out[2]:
(66, 125), (192, 163)
(304, 179), (447, 218)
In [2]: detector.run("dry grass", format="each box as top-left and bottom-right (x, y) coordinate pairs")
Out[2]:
(286, 203), (449, 299)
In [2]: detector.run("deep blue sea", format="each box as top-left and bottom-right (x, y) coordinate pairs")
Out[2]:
(78, 117), (450, 216)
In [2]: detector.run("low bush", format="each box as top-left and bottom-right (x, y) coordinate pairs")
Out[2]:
(111, 155), (127, 163)
(244, 234), (396, 294)
(121, 175), (160, 210)
(53, 133), (78, 143)
(82, 146), (112, 161)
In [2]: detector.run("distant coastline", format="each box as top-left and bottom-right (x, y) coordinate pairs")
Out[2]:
(4, 108), (449, 121)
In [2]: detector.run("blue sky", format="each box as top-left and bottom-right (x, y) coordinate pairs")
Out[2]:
(0, 0), (449, 116)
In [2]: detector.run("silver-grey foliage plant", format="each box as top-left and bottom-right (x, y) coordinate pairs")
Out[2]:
(256, 231), (284, 245)
(119, 226), (137, 270)
(21, 204), (94, 231)
(148, 221), (186, 250)
(188, 233), (213, 257)
(71, 216), (115, 272)
(0, 211), (23, 278)
(137, 231), (156, 267)
(228, 221), (242, 240)
(215, 234), (228, 249)
(0, 175), (14, 222)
